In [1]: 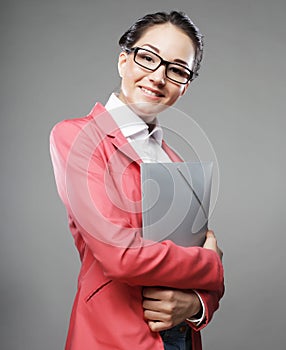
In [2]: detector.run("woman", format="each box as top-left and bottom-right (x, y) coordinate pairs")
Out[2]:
(50, 10), (224, 350)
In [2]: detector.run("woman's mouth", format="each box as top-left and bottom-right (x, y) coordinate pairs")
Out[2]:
(140, 87), (164, 98)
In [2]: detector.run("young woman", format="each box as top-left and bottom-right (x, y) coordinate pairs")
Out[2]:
(50, 10), (224, 350)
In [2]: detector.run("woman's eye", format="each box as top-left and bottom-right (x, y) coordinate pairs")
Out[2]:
(142, 54), (154, 62)
(137, 51), (155, 62)
(170, 66), (188, 77)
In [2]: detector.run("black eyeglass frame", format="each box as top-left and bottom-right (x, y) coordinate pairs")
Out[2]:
(125, 46), (196, 84)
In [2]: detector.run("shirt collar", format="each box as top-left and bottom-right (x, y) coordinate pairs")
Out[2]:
(105, 93), (164, 145)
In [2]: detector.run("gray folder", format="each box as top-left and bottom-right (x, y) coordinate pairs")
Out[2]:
(141, 161), (213, 247)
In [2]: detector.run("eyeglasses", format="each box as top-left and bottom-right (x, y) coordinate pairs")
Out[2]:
(125, 47), (195, 84)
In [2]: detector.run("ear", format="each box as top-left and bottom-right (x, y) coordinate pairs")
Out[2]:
(118, 51), (128, 78)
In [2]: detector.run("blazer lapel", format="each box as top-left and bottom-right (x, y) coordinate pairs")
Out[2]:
(109, 131), (142, 166)
(90, 102), (182, 165)
(90, 102), (142, 166)
(162, 140), (183, 162)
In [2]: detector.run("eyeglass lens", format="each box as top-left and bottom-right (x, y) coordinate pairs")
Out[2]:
(134, 48), (192, 84)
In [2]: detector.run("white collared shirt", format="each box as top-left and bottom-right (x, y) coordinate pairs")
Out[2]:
(105, 93), (171, 163)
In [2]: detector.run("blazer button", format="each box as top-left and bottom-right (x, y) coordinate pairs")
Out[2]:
(179, 325), (187, 333)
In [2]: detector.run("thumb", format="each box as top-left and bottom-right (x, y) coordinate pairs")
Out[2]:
(206, 230), (216, 239)
(203, 230), (217, 249)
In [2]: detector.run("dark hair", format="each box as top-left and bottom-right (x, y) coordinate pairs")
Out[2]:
(118, 10), (204, 78)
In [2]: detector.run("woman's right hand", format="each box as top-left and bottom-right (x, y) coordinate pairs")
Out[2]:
(203, 230), (223, 261)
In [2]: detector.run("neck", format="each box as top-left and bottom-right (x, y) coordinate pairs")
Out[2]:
(147, 122), (156, 133)
(117, 91), (158, 124)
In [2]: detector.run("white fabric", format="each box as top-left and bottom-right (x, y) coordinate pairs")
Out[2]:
(105, 93), (171, 163)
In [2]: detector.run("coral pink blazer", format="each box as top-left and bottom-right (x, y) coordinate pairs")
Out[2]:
(50, 103), (224, 350)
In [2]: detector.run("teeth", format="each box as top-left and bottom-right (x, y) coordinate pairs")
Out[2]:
(141, 87), (160, 97)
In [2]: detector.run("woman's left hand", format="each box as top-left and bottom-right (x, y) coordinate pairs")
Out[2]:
(142, 287), (201, 332)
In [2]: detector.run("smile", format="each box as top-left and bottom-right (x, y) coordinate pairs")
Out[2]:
(140, 87), (164, 97)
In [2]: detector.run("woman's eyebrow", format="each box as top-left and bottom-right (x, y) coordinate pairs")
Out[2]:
(141, 43), (160, 53)
(141, 44), (190, 67)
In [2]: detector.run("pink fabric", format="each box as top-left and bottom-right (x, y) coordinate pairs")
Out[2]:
(50, 103), (224, 350)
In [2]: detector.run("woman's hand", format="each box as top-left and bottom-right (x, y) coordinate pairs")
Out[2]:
(142, 287), (201, 332)
(203, 230), (223, 260)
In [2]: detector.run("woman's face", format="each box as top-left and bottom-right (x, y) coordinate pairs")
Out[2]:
(118, 23), (196, 122)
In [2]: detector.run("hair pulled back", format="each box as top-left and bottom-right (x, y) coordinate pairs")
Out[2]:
(119, 10), (204, 78)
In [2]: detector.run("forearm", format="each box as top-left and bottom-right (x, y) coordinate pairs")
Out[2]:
(73, 215), (223, 290)
(50, 121), (223, 291)
(186, 286), (225, 331)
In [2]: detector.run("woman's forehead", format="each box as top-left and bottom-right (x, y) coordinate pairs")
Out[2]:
(135, 23), (196, 65)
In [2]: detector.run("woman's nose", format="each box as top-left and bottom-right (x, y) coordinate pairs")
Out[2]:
(148, 65), (166, 85)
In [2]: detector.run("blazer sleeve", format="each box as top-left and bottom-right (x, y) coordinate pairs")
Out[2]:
(49, 118), (224, 291)
(187, 279), (225, 331)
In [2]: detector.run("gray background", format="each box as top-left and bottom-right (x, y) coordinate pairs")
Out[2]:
(1, 0), (285, 349)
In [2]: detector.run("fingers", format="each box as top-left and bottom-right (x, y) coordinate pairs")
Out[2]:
(144, 310), (175, 332)
(203, 230), (223, 261)
(143, 303), (175, 332)
(148, 320), (171, 332)
(203, 230), (216, 249)
(142, 298), (162, 312)
(142, 288), (177, 331)
(142, 290), (176, 314)
(144, 309), (169, 323)
(142, 287), (162, 300)
(205, 229), (216, 239)
(143, 287), (176, 302)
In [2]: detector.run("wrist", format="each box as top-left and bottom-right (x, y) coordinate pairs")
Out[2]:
(186, 290), (205, 325)
(185, 290), (201, 318)
(191, 307), (203, 319)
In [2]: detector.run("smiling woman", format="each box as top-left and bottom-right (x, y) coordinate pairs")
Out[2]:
(49, 10), (224, 350)
(118, 21), (198, 121)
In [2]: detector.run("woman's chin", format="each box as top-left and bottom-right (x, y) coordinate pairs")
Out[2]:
(129, 101), (167, 122)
